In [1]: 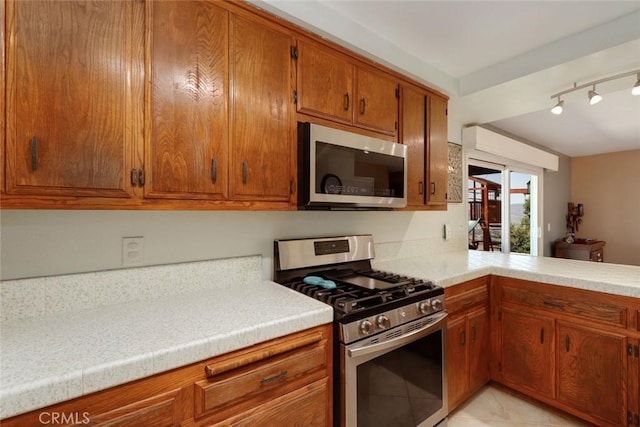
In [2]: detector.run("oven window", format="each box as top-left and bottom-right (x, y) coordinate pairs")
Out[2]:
(356, 330), (443, 427)
(315, 142), (404, 198)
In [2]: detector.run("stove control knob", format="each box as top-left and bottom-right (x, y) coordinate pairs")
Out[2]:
(359, 319), (374, 336)
(418, 301), (431, 314)
(376, 315), (391, 330)
(431, 299), (443, 311)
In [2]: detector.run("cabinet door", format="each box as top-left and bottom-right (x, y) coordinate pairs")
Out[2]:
(297, 40), (353, 124)
(557, 322), (626, 426)
(6, 1), (142, 197)
(629, 338), (640, 427)
(400, 85), (426, 207)
(229, 14), (294, 202)
(426, 95), (448, 207)
(355, 68), (398, 135)
(501, 308), (555, 399)
(146, 1), (228, 200)
(468, 307), (490, 393)
(447, 315), (468, 409)
(1, 0), (5, 194)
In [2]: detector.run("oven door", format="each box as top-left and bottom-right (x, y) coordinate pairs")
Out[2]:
(341, 312), (448, 427)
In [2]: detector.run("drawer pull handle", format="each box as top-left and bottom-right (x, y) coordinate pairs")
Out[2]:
(204, 331), (324, 378)
(543, 300), (564, 309)
(30, 136), (38, 171)
(260, 370), (287, 385)
(463, 300), (474, 307)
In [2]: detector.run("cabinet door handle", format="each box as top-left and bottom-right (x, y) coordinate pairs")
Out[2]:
(540, 328), (544, 344)
(130, 169), (138, 187)
(418, 181), (423, 195)
(460, 330), (466, 345)
(211, 158), (218, 184)
(360, 97), (366, 114)
(242, 161), (248, 184)
(260, 370), (288, 385)
(431, 182), (436, 195)
(138, 169), (145, 186)
(471, 325), (477, 342)
(344, 93), (350, 111)
(290, 178), (295, 195)
(565, 335), (570, 352)
(30, 136), (38, 171)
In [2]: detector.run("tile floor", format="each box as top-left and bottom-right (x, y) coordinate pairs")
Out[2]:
(448, 385), (590, 426)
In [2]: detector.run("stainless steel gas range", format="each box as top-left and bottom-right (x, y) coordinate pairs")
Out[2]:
(274, 235), (448, 427)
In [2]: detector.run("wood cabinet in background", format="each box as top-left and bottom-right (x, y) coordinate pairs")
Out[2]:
(444, 276), (491, 411)
(553, 240), (605, 262)
(400, 85), (448, 210)
(146, 1), (229, 200)
(1, 0), (5, 194)
(228, 12), (295, 203)
(5, 0), (143, 199)
(296, 39), (399, 136)
(1, 325), (332, 427)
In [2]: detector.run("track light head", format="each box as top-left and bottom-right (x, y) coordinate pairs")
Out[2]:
(551, 98), (564, 115)
(588, 85), (602, 105)
(632, 73), (640, 96)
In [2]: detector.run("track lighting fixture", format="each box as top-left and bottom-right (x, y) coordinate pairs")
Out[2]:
(633, 73), (640, 96)
(551, 97), (564, 115)
(588, 85), (602, 105)
(550, 68), (640, 114)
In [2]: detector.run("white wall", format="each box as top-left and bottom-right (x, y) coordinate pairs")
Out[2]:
(543, 153), (572, 256)
(0, 205), (467, 280)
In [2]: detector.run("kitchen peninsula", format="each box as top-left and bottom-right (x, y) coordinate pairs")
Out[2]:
(1, 250), (639, 426)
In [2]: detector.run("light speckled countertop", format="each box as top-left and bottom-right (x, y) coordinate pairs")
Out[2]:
(0, 281), (332, 420)
(2, 250), (639, 420)
(373, 250), (640, 297)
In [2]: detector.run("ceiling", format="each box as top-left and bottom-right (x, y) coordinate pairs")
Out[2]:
(253, 0), (640, 158)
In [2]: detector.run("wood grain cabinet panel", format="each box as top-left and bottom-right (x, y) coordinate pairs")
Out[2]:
(146, 1), (228, 200)
(500, 307), (555, 399)
(426, 95), (448, 208)
(556, 322), (627, 426)
(1, 0), (5, 194)
(296, 40), (354, 125)
(354, 67), (398, 135)
(5, 0), (143, 198)
(399, 86), (448, 211)
(445, 277), (490, 411)
(229, 13), (295, 202)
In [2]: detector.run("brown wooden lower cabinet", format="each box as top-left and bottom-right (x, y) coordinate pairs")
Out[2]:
(499, 308), (555, 399)
(491, 275), (639, 427)
(444, 276), (490, 411)
(1, 324), (332, 427)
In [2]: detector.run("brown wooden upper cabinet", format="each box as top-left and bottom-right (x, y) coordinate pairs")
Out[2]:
(146, 1), (229, 200)
(228, 13), (296, 203)
(5, 0), (144, 199)
(296, 39), (399, 136)
(400, 85), (448, 210)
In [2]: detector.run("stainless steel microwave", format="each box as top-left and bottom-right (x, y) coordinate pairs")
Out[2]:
(298, 122), (407, 209)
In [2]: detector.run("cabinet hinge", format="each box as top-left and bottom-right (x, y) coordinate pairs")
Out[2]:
(628, 411), (639, 425)
(628, 344), (640, 358)
(293, 90), (298, 104)
(290, 45), (298, 59)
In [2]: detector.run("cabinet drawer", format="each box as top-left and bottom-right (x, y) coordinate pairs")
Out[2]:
(195, 339), (327, 419)
(211, 378), (329, 427)
(500, 279), (627, 328)
(446, 284), (488, 316)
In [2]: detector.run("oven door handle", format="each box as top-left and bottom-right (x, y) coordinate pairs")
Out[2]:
(347, 311), (448, 359)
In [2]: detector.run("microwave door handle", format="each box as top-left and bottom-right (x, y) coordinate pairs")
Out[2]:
(347, 312), (447, 359)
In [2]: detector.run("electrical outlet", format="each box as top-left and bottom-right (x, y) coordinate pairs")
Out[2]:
(122, 236), (144, 266)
